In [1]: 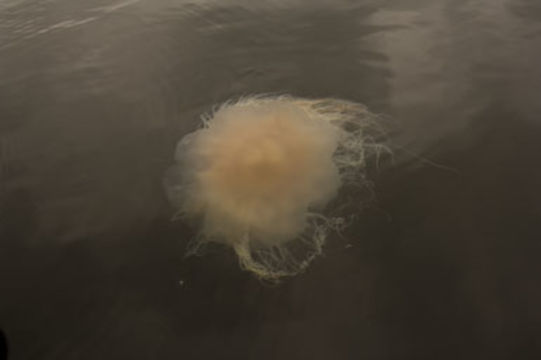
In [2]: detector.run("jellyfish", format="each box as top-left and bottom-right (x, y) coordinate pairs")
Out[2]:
(164, 95), (384, 280)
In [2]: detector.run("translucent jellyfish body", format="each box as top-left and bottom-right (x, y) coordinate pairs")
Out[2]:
(165, 96), (384, 280)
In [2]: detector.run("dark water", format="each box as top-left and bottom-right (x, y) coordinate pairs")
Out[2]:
(1, 0), (541, 358)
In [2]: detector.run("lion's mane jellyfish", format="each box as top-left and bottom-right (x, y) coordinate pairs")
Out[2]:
(165, 95), (384, 280)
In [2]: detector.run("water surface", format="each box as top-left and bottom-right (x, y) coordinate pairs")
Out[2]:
(1, 0), (541, 359)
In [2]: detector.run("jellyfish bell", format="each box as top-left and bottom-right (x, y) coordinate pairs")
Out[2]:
(165, 95), (384, 280)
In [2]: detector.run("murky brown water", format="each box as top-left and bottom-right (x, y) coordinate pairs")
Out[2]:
(1, 0), (541, 359)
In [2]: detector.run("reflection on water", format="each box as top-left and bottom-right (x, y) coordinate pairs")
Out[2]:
(1, 0), (540, 359)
